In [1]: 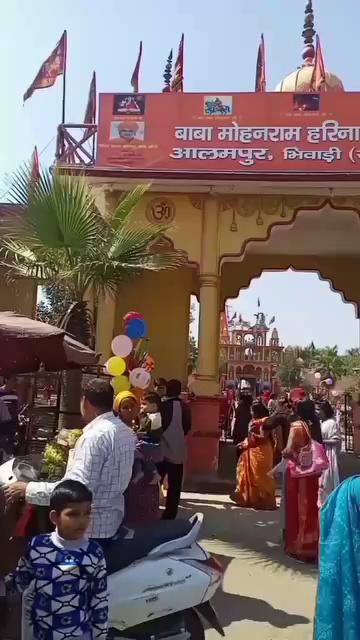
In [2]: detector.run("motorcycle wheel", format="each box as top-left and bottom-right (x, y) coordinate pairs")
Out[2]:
(184, 609), (205, 640)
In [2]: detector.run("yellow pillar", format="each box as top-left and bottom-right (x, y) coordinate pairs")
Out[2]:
(95, 293), (116, 364)
(190, 196), (220, 396)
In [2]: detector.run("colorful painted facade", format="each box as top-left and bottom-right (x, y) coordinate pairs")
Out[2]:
(219, 310), (284, 393)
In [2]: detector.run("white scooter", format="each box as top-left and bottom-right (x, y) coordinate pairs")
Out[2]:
(0, 458), (225, 639)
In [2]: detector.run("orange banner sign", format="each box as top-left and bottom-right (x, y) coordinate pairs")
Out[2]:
(97, 92), (360, 173)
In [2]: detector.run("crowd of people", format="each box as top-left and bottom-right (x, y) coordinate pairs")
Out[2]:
(0, 376), (191, 640)
(230, 389), (342, 561)
(228, 387), (360, 639)
(0, 374), (359, 639)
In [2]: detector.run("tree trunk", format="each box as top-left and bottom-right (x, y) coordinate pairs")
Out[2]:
(57, 300), (94, 430)
(58, 369), (83, 429)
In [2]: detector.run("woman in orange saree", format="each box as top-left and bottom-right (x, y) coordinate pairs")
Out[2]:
(283, 401), (320, 561)
(230, 402), (276, 510)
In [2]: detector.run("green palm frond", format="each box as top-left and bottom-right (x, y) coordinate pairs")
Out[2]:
(111, 183), (150, 229)
(0, 239), (59, 281)
(119, 250), (187, 271)
(2, 165), (184, 300)
(8, 166), (103, 250)
(107, 222), (169, 260)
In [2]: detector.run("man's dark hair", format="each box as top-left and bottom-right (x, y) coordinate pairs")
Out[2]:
(83, 378), (114, 411)
(252, 401), (269, 419)
(50, 480), (92, 513)
(321, 400), (334, 420)
(143, 392), (162, 411)
(166, 379), (182, 398)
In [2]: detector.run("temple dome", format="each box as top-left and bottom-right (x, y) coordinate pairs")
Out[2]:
(275, 1), (345, 93)
(275, 65), (344, 93)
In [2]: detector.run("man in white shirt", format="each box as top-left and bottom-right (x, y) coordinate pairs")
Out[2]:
(4, 378), (136, 541)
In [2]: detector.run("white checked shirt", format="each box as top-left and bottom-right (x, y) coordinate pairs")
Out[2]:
(26, 412), (136, 539)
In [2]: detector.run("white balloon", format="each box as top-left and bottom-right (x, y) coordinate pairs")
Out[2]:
(314, 372), (322, 380)
(129, 367), (151, 390)
(111, 334), (133, 358)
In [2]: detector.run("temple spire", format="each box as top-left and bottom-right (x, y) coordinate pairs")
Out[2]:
(302, 0), (316, 65)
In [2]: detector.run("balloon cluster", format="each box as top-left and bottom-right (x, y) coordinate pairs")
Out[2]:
(105, 312), (155, 395)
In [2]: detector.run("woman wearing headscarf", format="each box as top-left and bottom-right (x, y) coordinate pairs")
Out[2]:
(230, 402), (276, 510)
(314, 477), (360, 639)
(114, 390), (161, 526)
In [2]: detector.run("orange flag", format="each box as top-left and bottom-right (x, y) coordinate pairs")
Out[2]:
(84, 72), (96, 123)
(131, 41), (143, 93)
(171, 34), (184, 92)
(255, 34), (266, 92)
(30, 146), (40, 181)
(311, 34), (326, 91)
(24, 31), (67, 102)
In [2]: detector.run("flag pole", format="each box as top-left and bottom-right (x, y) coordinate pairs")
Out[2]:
(61, 30), (68, 124)
(93, 71), (97, 163)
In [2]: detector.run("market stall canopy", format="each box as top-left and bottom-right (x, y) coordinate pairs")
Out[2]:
(0, 312), (100, 373)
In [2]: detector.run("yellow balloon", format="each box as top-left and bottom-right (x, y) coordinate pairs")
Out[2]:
(106, 356), (126, 376)
(111, 376), (130, 394)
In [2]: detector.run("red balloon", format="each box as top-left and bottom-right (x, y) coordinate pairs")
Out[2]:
(123, 311), (144, 326)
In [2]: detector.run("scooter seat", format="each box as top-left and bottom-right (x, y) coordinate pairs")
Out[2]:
(105, 519), (193, 574)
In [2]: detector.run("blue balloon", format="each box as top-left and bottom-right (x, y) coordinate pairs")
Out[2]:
(126, 318), (148, 340)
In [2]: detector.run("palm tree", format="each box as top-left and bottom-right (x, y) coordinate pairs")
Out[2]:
(314, 346), (346, 382)
(0, 165), (186, 425)
(278, 349), (304, 389)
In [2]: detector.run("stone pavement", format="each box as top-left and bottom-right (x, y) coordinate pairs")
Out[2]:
(179, 493), (317, 640)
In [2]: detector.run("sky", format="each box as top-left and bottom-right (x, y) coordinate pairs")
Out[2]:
(1, 0), (359, 352)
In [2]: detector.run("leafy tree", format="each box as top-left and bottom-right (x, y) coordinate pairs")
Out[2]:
(278, 348), (304, 389)
(314, 346), (346, 382)
(1, 166), (185, 425)
(188, 302), (198, 373)
(36, 283), (73, 326)
(188, 335), (198, 374)
(341, 348), (360, 376)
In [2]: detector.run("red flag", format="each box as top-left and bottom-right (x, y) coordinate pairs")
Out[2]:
(23, 31), (67, 103)
(84, 72), (96, 123)
(311, 35), (326, 91)
(255, 34), (266, 92)
(171, 34), (184, 92)
(131, 41), (143, 93)
(30, 146), (40, 181)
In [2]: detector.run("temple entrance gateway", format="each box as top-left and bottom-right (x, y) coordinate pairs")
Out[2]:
(55, 1), (360, 479)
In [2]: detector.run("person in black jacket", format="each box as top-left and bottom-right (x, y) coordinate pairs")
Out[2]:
(158, 379), (191, 519)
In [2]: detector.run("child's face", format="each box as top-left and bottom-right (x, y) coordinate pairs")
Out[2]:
(50, 501), (92, 540)
(141, 400), (158, 414)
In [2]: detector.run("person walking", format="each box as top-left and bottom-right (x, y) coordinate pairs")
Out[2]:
(158, 379), (191, 519)
(282, 400), (321, 561)
(319, 401), (341, 505)
(230, 402), (276, 510)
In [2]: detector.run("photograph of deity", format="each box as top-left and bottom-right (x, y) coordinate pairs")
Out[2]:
(293, 93), (320, 112)
(204, 95), (233, 116)
(113, 94), (146, 115)
(110, 120), (145, 142)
